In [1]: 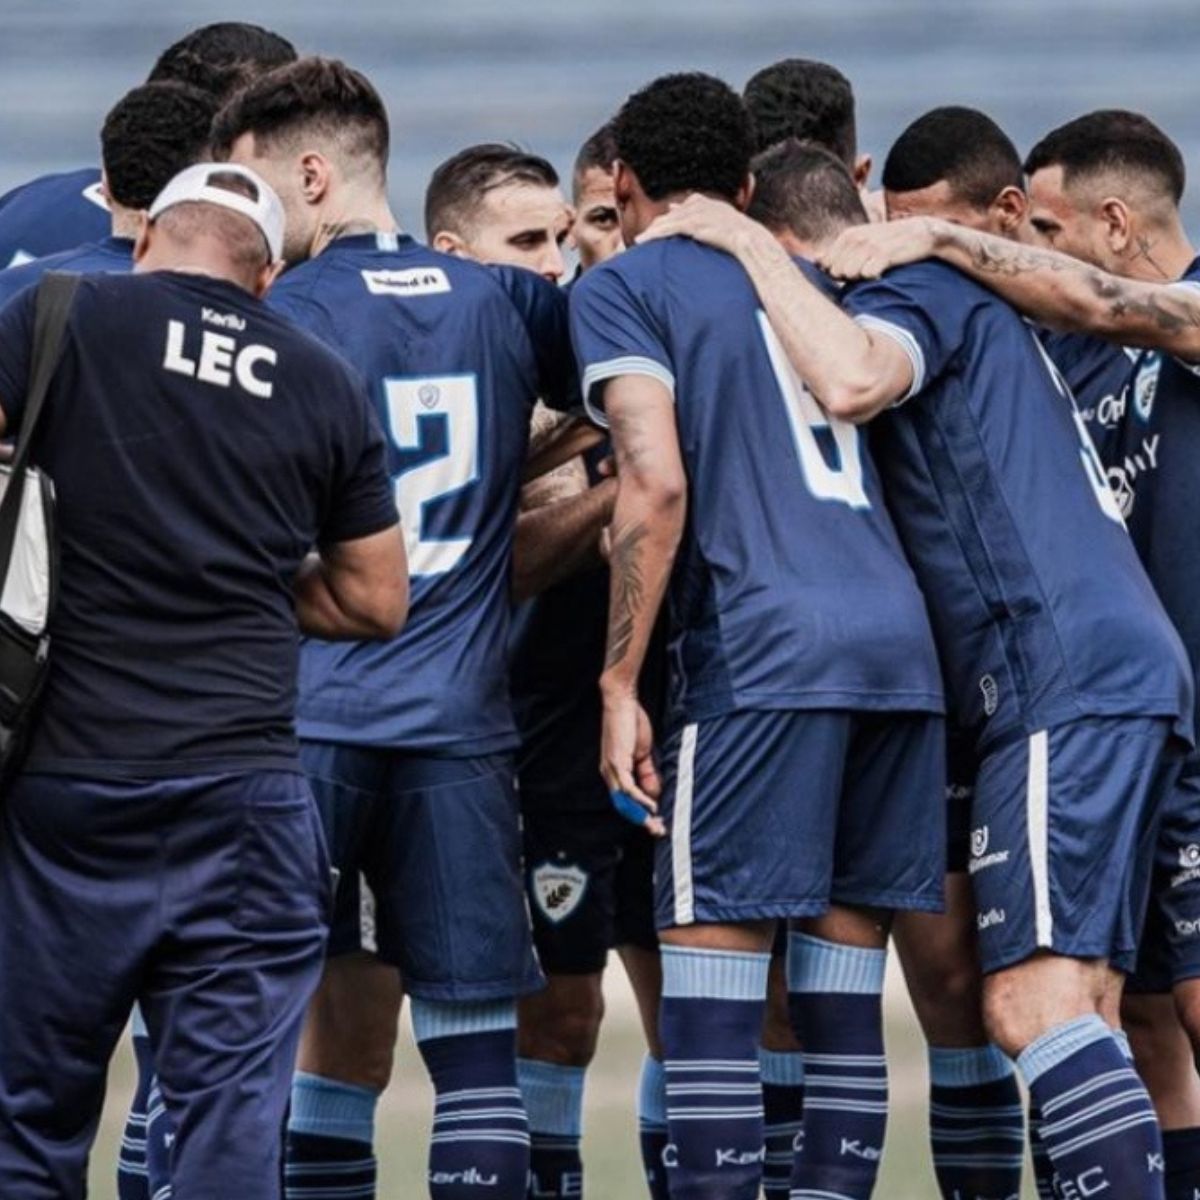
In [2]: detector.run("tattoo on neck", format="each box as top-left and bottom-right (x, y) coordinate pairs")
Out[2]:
(605, 522), (648, 670)
(1128, 234), (1171, 279)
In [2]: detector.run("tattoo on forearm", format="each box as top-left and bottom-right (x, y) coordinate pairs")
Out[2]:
(605, 521), (647, 670)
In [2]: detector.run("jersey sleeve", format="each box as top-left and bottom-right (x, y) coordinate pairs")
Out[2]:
(492, 266), (580, 413)
(319, 368), (399, 546)
(568, 262), (674, 428)
(0, 284), (38, 432)
(843, 263), (969, 403)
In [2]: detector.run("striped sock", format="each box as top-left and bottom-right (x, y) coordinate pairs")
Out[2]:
(788, 933), (888, 1200)
(1029, 1103), (1055, 1199)
(284, 1072), (379, 1200)
(637, 1054), (671, 1200)
(928, 1044), (1024, 1200)
(145, 1077), (174, 1200)
(1019, 1015), (1166, 1200)
(660, 945), (770, 1200)
(413, 999), (530, 1200)
(517, 1058), (584, 1198)
(1163, 1127), (1200, 1200)
(760, 1049), (804, 1198)
(117, 1020), (154, 1200)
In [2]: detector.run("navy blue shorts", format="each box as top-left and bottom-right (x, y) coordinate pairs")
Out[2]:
(968, 717), (1176, 976)
(522, 793), (657, 975)
(654, 709), (946, 929)
(0, 770), (328, 1200)
(301, 741), (543, 1001)
(1129, 749), (1200, 993)
(946, 727), (977, 874)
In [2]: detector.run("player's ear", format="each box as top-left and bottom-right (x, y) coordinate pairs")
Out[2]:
(1101, 196), (1132, 254)
(734, 173), (755, 214)
(299, 151), (333, 206)
(853, 153), (873, 191)
(991, 186), (1029, 236)
(432, 230), (470, 259)
(612, 160), (635, 208)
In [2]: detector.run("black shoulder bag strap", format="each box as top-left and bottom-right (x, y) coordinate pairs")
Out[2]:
(0, 271), (80, 584)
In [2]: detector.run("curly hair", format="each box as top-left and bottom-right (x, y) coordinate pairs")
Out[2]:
(743, 58), (857, 164)
(101, 81), (220, 210)
(612, 72), (753, 203)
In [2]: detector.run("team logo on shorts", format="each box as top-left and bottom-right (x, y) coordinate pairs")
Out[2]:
(969, 825), (1010, 875)
(531, 861), (589, 924)
(971, 826), (989, 859)
(1133, 354), (1162, 423)
(979, 674), (999, 717)
(1180, 844), (1200, 870)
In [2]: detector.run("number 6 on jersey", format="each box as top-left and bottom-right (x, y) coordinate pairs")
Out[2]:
(384, 374), (480, 577)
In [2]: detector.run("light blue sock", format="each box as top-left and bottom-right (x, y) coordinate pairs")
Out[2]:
(517, 1058), (584, 1199)
(284, 1072), (380, 1200)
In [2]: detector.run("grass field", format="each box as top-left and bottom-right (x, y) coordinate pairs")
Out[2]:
(87, 961), (1037, 1198)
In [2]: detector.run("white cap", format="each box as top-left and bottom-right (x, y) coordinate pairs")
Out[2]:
(149, 163), (285, 264)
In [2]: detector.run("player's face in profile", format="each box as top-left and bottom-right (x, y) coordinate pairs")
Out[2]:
(225, 132), (317, 265)
(570, 167), (622, 271)
(469, 183), (571, 282)
(1025, 166), (1107, 267)
(885, 181), (997, 233)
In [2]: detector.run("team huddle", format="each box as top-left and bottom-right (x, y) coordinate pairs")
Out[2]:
(1, 17), (1200, 1200)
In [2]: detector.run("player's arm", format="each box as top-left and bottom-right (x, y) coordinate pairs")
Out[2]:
(294, 525), (408, 640)
(523, 407), (606, 481)
(820, 216), (1200, 360)
(640, 196), (914, 420)
(599, 377), (685, 829)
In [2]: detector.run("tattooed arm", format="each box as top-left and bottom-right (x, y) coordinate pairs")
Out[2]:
(598, 376), (686, 822)
(821, 217), (1200, 359)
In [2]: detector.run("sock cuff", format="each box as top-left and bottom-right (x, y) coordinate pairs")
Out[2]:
(759, 1048), (805, 1087)
(928, 1043), (1015, 1087)
(410, 998), (516, 1043)
(661, 945), (770, 1000)
(289, 1072), (380, 1142)
(1111, 1028), (1134, 1063)
(637, 1054), (668, 1128)
(787, 932), (887, 994)
(1016, 1015), (1112, 1086)
(517, 1058), (585, 1138)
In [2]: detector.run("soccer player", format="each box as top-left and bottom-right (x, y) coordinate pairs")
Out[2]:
(426, 144), (571, 283)
(568, 124), (622, 273)
(572, 72), (948, 1200)
(0, 81), (218, 309)
(0, 162), (406, 1200)
(214, 58), (578, 1200)
(824, 108), (1200, 1200)
(646, 123), (1194, 1198)
(0, 21), (296, 267)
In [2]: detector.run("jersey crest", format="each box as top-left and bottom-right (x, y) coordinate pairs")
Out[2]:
(1133, 354), (1162, 423)
(531, 860), (589, 924)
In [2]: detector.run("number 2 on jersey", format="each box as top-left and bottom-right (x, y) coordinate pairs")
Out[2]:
(384, 374), (479, 577)
(756, 312), (870, 510)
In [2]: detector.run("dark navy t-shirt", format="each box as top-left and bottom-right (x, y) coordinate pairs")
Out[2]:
(0, 270), (397, 777)
(846, 261), (1193, 748)
(0, 168), (109, 267)
(270, 233), (575, 754)
(571, 239), (944, 724)
(0, 236), (133, 307)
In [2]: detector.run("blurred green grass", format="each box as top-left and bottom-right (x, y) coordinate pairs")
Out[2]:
(88, 963), (1036, 1197)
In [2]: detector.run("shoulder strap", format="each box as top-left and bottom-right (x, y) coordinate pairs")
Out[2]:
(0, 271), (80, 583)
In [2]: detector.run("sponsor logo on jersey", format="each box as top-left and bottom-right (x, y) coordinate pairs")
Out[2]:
(969, 825), (1011, 875)
(1133, 354), (1162, 422)
(979, 674), (999, 717)
(361, 266), (451, 296)
(202, 306), (247, 332)
(977, 908), (1006, 930)
(531, 861), (589, 924)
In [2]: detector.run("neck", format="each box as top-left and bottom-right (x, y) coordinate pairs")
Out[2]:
(109, 204), (140, 240)
(310, 186), (399, 258)
(772, 224), (848, 263)
(1120, 217), (1195, 282)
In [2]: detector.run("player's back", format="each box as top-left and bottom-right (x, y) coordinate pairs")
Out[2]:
(271, 233), (565, 754)
(571, 237), (944, 722)
(0, 168), (109, 267)
(846, 260), (1193, 747)
(0, 236), (133, 308)
(0, 269), (392, 777)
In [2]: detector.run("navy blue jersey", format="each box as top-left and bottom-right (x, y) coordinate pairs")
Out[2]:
(845, 261), (1192, 747)
(0, 236), (133, 308)
(0, 271), (396, 777)
(270, 233), (575, 754)
(570, 239), (944, 723)
(0, 168), (109, 268)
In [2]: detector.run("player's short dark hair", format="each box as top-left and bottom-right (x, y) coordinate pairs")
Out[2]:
(743, 59), (857, 165)
(573, 123), (618, 191)
(147, 22), (297, 102)
(211, 57), (389, 181)
(424, 143), (559, 239)
(748, 139), (866, 243)
(1024, 109), (1185, 206)
(101, 82), (219, 211)
(612, 72), (753, 203)
(883, 106), (1023, 209)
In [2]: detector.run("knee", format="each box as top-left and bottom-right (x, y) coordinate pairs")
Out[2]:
(1175, 980), (1200, 1056)
(981, 961), (1100, 1059)
(518, 979), (605, 1066)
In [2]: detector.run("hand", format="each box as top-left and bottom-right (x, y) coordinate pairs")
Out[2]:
(636, 194), (760, 257)
(817, 216), (945, 281)
(600, 688), (665, 837)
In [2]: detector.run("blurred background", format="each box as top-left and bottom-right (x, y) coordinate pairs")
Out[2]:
(4, 0), (1191, 1193)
